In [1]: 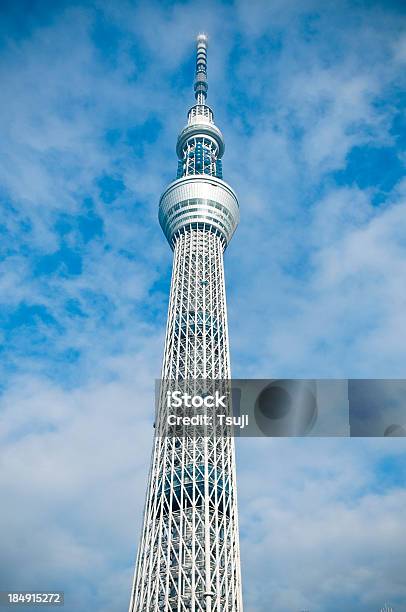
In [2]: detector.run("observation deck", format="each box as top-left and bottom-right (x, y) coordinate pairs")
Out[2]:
(159, 174), (240, 248)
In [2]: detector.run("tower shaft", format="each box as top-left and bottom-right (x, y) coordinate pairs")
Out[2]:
(129, 35), (243, 612)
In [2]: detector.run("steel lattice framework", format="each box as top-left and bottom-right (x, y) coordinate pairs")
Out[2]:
(128, 35), (243, 612)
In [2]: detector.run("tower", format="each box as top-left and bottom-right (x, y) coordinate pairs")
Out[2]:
(128, 35), (243, 611)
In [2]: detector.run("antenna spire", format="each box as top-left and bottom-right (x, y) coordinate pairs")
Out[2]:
(194, 33), (208, 104)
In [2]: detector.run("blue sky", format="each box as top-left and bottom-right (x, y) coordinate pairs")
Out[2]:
(0, 0), (405, 610)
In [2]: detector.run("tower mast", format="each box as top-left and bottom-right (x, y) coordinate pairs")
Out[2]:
(128, 34), (243, 611)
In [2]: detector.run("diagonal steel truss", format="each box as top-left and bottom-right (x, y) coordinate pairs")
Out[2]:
(129, 227), (243, 611)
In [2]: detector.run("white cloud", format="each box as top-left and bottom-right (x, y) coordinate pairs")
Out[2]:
(0, 352), (156, 610)
(238, 438), (406, 611)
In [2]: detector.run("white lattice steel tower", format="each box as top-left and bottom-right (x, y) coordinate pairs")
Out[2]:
(128, 34), (243, 612)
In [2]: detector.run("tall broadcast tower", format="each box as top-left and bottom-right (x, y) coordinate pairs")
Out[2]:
(128, 35), (243, 611)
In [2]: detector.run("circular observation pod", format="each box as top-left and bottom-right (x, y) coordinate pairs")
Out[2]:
(159, 175), (239, 248)
(187, 104), (214, 126)
(177, 120), (225, 159)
